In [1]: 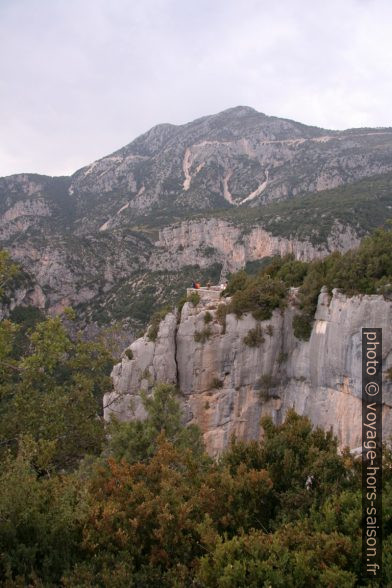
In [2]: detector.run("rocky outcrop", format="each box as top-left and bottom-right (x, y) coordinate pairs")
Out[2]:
(104, 288), (392, 455)
(154, 218), (360, 273)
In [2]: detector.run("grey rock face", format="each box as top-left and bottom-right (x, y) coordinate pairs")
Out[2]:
(153, 218), (360, 274)
(105, 288), (392, 456)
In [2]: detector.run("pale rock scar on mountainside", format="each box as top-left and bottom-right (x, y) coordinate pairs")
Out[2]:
(240, 170), (269, 205)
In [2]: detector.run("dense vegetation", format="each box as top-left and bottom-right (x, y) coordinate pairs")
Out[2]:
(223, 226), (392, 340)
(1, 372), (391, 585)
(0, 241), (391, 586)
(212, 172), (392, 244)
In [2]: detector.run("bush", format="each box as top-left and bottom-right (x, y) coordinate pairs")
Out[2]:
(147, 306), (171, 342)
(243, 324), (264, 347)
(124, 349), (133, 360)
(293, 314), (313, 341)
(292, 227), (392, 337)
(204, 311), (213, 324)
(224, 270), (250, 296)
(265, 324), (274, 336)
(227, 275), (287, 321)
(277, 351), (288, 364)
(194, 327), (212, 343)
(177, 293), (188, 314)
(258, 373), (280, 400)
(187, 291), (201, 306)
(212, 377), (224, 389)
(216, 304), (228, 332)
(264, 255), (309, 287)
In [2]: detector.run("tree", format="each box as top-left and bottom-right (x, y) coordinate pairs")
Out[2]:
(0, 438), (86, 585)
(107, 382), (204, 463)
(0, 316), (114, 470)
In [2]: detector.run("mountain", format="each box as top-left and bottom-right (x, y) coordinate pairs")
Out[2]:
(1, 106), (392, 332)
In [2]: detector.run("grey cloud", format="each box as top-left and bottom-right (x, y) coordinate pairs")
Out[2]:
(0, 0), (391, 176)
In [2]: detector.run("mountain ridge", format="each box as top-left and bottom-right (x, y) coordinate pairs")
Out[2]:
(1, 106), (392, 334)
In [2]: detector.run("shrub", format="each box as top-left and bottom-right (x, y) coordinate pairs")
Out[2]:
(258, 373), (280, 400)
(277, 351), (288, 364)
(204, 311), (213, 324)
(177, 293), (188, 314)
(124, 349), (133, 360)
(224, 270), (250, 296)
(228, 275), (287, 321)
(265, 324), (274, 336)
(212, 377), (224, 389)
(243, 324), (264, 347)
(292, 227), (392, 337)
(216, 304), (228, 333)
(293, 313), (313, 341)
(194, 327), (212, 343)
(187, 291), (201, 306)
(147, 306), (171, 342)
(264, 255), (309, 287)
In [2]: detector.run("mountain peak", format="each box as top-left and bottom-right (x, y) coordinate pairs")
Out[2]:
(218, 105), (260, 116)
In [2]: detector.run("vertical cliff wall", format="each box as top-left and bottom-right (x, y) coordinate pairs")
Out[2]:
(104, 288), (392, 455)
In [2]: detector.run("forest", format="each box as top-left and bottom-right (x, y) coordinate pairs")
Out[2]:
(0, 231), (391, 586)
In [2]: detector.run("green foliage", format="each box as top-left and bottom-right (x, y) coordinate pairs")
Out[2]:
(0, 250), (20, 299)
(260, 254), (309, 286)
(107, 383), (204, 464)
(219, 227), (392, 340)
(194, 326), (212, 343)
(3, 389), (391, 587)
(258, 373), (279, 400)
(195, 524), (357, 587)
(216, 303), (228, 332)
(227, 274), (287, 321)
(176, 292), (188, 314)
(212, 171), (392, 245)
(204, 310), (213, 324)
(187, 291), (201, 306)
(124, 348), (133, 360)
(1, 237), (391, 585)
(223, 269), (250, 297)
(266, 324), (274, 336)
(212, 377), (224, 389)
(8, 305), (45, 358)
(293, 313), (313, 340)
(0, 440), (85, 585)
(243, 324), (264, 347)
(294, 227), (392, 339)
(0, 316), (114, 470)
(63, 410), (375, 586)
(147, 306), (171, 341)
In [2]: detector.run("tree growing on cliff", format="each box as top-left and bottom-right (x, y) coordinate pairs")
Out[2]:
(107, 382), (204, 463)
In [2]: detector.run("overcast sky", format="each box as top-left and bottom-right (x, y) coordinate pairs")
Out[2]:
(1, 0), (391, 177)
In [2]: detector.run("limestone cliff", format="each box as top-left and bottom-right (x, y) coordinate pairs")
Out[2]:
(153, 218), (359, 274)
(104, 287), (392, 455)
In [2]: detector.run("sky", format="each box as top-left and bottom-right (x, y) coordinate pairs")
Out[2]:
(1, 0), (392, 177)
